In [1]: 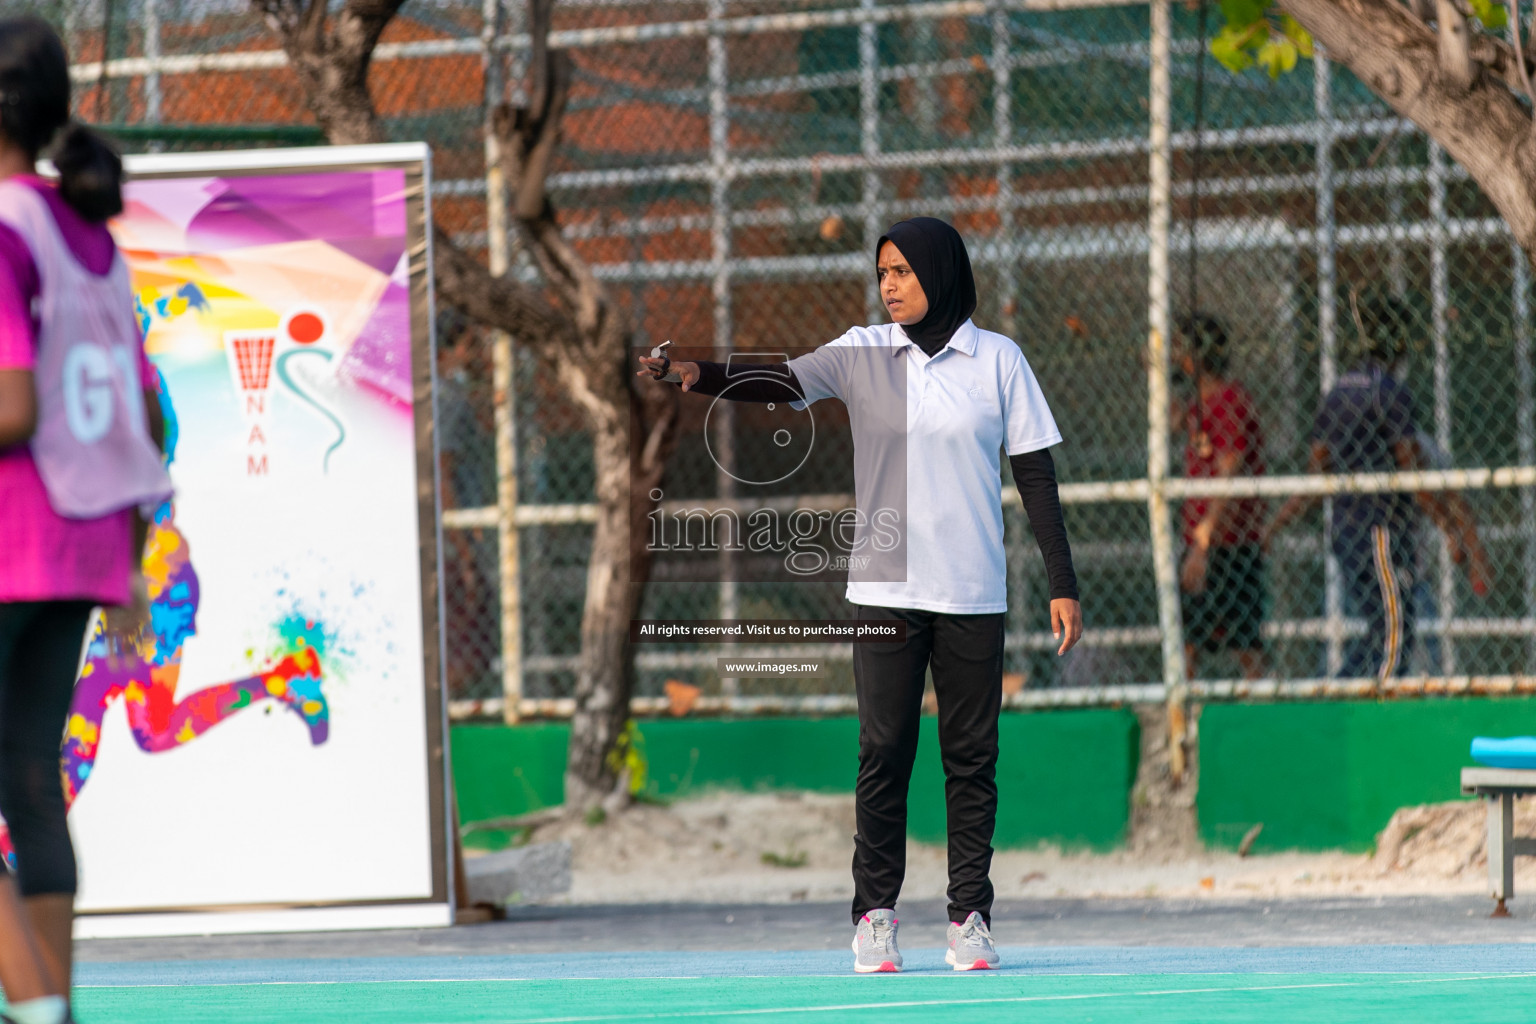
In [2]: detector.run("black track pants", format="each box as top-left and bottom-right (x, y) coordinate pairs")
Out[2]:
(1335, 523), (1415, 680)
(850, 603), (1004, 927)
(0, 601), (93, 897)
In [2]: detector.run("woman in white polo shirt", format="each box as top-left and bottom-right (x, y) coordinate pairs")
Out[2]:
(639, 216), (1082, 973)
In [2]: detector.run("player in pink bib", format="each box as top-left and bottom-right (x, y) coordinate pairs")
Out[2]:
(0, 18), (169, 1024)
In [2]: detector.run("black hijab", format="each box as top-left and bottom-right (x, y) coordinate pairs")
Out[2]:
(876, 217), (977, 357)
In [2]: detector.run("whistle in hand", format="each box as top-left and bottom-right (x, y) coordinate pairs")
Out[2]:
(649, 340), (682, 383)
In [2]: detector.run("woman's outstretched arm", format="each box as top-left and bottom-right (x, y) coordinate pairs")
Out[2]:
(637, 356), (805, 402)
(688, 360), (805, 401)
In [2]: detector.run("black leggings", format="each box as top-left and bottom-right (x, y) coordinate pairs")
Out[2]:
(850, 603), (1004, 927)
(0, 601), (92, 897)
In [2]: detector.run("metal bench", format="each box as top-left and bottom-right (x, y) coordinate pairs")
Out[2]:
(1460, 767), (1536, 917)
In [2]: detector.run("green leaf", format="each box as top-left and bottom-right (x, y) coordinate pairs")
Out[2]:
(1468, 0), (1509, 29)
(1210, 24), (1253, 72)
(1255, 36), (1298, 78)
(604, 719), (650, 794)
(1211, 22), (1260, 73)
(1218, 0), (1270, 29)
(1277, 36), (1299, 73)
(1213, 1), (1313, 78)
(1278, 14), (1315, 57)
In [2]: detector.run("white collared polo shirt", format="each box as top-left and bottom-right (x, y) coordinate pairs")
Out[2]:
(786, 319), (1061, 613)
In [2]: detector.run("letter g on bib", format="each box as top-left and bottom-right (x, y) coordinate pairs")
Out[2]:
(62, 341), (117, 444)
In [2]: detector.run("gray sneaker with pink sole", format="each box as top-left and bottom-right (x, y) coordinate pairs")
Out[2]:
(852, 909), (902, 973)
(946, 911), (1000, 970)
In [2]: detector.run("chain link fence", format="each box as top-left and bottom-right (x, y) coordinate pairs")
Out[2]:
(47, 0), (1536, 718)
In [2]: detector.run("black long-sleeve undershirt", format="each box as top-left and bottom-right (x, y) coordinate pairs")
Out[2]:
(672, 360), (1079, 602)
(1008, 448), (1079, 602)
(684, 359), (806, 402)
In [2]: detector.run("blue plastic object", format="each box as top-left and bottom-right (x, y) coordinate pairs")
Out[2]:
(1471, 736), (1536, 770)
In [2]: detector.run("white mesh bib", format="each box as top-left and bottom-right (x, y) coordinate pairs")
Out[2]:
(0, 181), (172, 519)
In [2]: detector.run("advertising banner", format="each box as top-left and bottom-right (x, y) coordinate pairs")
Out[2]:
(22, 144), (450, 935)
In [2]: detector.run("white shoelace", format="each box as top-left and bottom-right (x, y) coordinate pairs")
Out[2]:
(958, 917), (991, 946)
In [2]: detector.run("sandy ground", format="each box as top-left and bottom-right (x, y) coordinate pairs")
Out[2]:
(520, 791), (1536, 905)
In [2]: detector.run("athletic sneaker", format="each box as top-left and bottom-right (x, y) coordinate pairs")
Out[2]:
(946, 911), (999, 971)
(0, 1000), (71, 1024)
(0, 1009), (72, 1024)
(851, 908), (902, 973)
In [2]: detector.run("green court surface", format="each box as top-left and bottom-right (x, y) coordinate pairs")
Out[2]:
(64, 951), (1536, 1024)
(71, 974), (1536, 1024)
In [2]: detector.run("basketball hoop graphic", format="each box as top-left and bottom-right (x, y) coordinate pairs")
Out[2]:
(224, 328), (280, 478)
(224, 329), (277, 421)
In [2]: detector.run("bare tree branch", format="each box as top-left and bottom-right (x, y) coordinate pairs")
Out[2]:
(430, 225), (574, 345)
(491, 0), (610, 345)
(300, 0), (328, 51)
(253, 0), (407, 144)
(1416, 0), (1536, 94)
(508, 55), (572, 223)
(258, 0), (589, 360)
(526, 0), (557, 123)
(1279, 0), (1536, 263)
(1469, 29), (1530, 93)
(1436, 0), (1477, 87)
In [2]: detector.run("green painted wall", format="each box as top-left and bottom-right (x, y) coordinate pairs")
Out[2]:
(1198, 698), (1536, 853)
(452, 709), (1139, 851)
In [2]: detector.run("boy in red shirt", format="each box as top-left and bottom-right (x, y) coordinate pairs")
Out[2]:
(1177, 314), (1268, 679)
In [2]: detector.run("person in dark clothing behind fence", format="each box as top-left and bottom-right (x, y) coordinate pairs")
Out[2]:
(1267, 291), (1488, 679)
(1176, 313), (1268, 680)
(638, 217), (1081, 974)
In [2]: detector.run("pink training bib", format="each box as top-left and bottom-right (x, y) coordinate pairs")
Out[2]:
(0, 181), (171, 519)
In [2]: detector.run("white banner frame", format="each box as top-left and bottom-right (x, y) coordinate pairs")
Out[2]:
(67, 143), (452, 938)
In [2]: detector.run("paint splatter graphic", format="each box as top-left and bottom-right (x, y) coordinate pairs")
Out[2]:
(69, 511), (329, 788)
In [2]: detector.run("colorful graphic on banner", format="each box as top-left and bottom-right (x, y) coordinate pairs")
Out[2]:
(14, 165), (437, 914)
(0, 374), (331, 874)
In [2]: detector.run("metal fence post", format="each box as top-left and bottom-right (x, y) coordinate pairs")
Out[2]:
(991, 2), (1016, 339)
(1147, 0), (1188, 777)
(992, 2), (1022, 656)
(484, 0), (523, 723)
(143, 0), (162, 133)
(1314, 49), (1343, 677)
(708, 0), (739, 694)
(860, 0), (882, 324)
(1514, 243), (1535, 671)
(914, 16), (938, 141)
(1429, 141), (1456, 673)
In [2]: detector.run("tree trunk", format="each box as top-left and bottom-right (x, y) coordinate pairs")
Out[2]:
(1129, 704), (1201, 856)
(562, 339), (680, 808)
(1278, 0), (1536, 267)
(562, 363), (638, 809)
